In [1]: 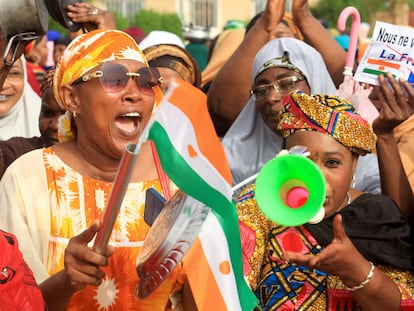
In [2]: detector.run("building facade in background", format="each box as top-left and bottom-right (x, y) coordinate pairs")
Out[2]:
(97, 0), (276, 37)
(97, 0), (410, 38)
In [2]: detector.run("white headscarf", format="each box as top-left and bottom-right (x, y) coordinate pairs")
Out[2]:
(139, 30), (185, 50)
(0, 57), (41, 140)
(222, 38), (336, 187)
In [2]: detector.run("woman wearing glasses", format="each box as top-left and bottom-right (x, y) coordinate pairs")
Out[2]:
(0, 57), (41, 140)
(0, 29), (187, 310)
(0, 68), (67, 179)
(223, 37), (380, 197)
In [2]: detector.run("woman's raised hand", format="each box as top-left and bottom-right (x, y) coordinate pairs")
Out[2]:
(370, 73), (414, 136)
(283, 214), (372, 285)
(66, 2), (116, 32)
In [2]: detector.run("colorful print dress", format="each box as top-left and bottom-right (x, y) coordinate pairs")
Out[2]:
(236, 184), (414, 311)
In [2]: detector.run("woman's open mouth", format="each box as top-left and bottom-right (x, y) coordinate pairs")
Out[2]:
(114, 111), (142, 135)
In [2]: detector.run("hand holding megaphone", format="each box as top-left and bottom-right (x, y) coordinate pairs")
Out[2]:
(255, 147), (326, 226)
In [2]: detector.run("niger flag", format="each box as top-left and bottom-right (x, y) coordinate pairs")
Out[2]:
(138, 79), (257, 311)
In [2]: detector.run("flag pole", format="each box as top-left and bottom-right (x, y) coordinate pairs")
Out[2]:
(231, 173), (258, 195)
(92, 143), (140, 254)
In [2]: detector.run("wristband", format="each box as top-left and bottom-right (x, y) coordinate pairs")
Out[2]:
(344, 261), (375, 292)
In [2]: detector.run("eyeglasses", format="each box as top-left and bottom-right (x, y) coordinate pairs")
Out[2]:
(250, 75), (306, 100)
(71, 63), (163, 96)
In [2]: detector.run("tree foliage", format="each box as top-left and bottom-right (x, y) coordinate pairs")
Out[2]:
(48, 15), (69, 37)
(114, 12), (130, 31)
(311, 0), (411, 32)
(134, 10), (183, 39)
(46, 5), (183, 39)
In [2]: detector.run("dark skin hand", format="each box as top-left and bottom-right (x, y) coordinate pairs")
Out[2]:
(369, 73), (414, 227)
(283, 214), (401, 311)
(39, 221), (115, 310)
(291, 0), (347, 88)
(370, 74), (414, 135)
(64, 221), (115, 290)
(256, 0), (286, 38)
(283, 215), (369, 277)
(66, 2), (117, 31)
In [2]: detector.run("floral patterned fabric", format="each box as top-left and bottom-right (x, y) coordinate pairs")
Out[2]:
(42, 147), (180, 310)
(0, 147), (180, 310)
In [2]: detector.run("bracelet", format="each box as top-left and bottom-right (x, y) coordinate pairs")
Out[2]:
(344, 261), (375, 292)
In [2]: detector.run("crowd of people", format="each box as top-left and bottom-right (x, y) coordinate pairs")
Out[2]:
(0, 0), (413, 310)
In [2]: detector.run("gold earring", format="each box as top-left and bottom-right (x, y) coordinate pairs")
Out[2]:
(73, 111), (77, 118)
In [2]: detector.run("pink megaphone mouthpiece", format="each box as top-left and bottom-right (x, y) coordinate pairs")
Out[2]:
(285, 186), (309, 208)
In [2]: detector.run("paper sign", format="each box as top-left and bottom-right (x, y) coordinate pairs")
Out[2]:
(354, 21), (414, 86)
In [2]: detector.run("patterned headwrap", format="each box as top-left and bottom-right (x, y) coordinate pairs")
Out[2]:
(254, 51), (305, 83)
(53, 29), (151, 142)
(143, 44), (201, 87)
(278, 91), (376, 155)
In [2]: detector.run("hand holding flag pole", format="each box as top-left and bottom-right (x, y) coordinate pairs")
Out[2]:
(135, 79), (257, 311)
(92, 84), (165, 254)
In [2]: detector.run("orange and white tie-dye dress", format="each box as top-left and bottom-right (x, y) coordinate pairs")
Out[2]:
(43, 147), (180, 310)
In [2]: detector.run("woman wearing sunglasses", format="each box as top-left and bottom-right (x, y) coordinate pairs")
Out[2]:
(0, 28), (114, 311)
(0, 29), (189, 310)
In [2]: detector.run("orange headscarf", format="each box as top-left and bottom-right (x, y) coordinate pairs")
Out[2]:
(53, 29), (148, 110)
(53, 29), (161, 142)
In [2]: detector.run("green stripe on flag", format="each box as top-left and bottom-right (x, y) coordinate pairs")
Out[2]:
(148, 121), (257, 311)
(362, 68), (396, 78)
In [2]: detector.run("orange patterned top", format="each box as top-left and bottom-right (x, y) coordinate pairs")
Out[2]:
(43, 147), (180, 310)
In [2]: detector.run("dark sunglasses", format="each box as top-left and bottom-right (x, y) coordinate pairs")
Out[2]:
(71, 62), (163, 96)
(250, 75), (306, 100)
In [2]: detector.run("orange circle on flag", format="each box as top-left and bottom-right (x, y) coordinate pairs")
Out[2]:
(219, 261), (231, 275)
(187, 144), (197, 157)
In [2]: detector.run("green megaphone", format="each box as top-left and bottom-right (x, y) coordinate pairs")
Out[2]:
(255, 154), (326, 226)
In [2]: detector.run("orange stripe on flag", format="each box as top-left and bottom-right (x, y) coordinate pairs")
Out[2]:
(183, 238), (228, 310)
(167, 80), (232, 185)
(367, 58), (401, 69)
